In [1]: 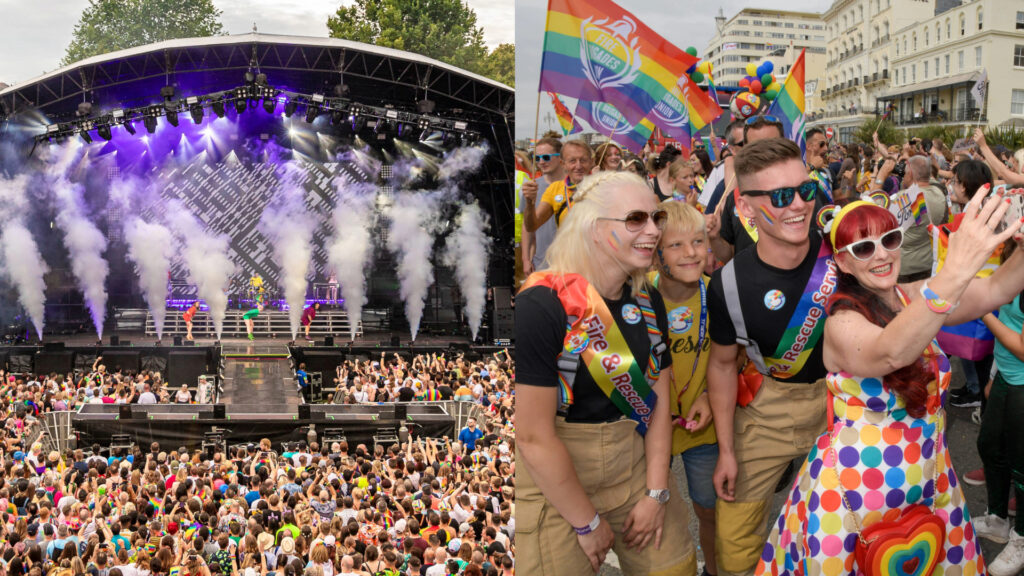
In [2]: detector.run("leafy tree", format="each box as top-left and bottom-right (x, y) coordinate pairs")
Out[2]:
(62, 0), (224, 67)
(853, 118), (900, 146)
(327, 0), (490, 77)
(481, 43), (514, 87)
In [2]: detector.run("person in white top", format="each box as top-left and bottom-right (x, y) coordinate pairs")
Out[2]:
(336, 555), (361, 576)
(424, 548), (448, 576)
(175, 385), (192, 404)
(137, 383), (158, 404)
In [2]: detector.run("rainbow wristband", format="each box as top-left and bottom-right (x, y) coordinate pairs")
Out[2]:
(920, 281), (957, 314)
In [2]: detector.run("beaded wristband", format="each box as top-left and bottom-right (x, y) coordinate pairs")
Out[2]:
(920, 280), (957, 314)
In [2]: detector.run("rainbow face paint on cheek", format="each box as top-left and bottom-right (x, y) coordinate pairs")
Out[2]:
(607, 230), (622, 251)
(758, 205), (775, 226)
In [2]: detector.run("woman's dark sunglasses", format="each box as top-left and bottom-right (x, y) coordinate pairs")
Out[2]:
(841, 229), (904, 261)
(599, 209), (668, 232)
(743, 180), (818, 208)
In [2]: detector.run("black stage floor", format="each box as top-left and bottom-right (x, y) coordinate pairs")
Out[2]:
(220, 356), (301, 413)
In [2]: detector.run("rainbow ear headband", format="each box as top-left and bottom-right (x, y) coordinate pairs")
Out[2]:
(819, 195), (891, 249)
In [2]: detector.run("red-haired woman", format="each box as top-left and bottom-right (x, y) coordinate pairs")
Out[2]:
(755, 194), (1024, 576)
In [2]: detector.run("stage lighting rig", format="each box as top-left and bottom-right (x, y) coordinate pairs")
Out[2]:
(417, 99), (436, 114)
(96, 121), (112, 141)
(166, 107), (179, 127)
(233, 90), (247, 114)
(76, 102), (93, 117)
(187, 96), (203, 124)
(161, 86), (177, 110)
(305, 94), (325, 123)
(144, 107), (160, 133)
(79, 121), (93, 143)
(261, 87), (278, 114)
(284, 99), (298, 118)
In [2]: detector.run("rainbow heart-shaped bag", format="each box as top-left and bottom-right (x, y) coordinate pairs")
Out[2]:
(854, 504), (946, 576)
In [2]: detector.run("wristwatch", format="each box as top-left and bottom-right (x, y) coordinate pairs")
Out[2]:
(647, 488), (671, 505)
(573, 512), (601, 536)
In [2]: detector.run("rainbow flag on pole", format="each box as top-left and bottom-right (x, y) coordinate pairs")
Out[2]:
(547, 92), (583, 135)
(573, 99), (652, 154)
(540, 0), (699, 126)
(766, 48), (807, 155)
(647, 82), (691, 146)
(679, 74), (722, 135)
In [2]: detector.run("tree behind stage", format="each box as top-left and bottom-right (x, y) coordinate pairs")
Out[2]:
(327, 0), (513, 86)
(62, 0), (224, 67)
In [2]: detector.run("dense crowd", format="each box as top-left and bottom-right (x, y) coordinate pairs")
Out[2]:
(514, 120), (1024, 576)
(0, 352), (516, 576)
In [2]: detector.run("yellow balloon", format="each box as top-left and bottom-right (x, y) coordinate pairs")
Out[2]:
(697, 62), (710, 74)
(706, 62), (714, 73)
(746, 63), (757, 76)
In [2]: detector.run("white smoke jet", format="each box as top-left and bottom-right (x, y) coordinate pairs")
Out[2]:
(1, 222), (48, 339)
(327, 180), (376, 341)
(124, 218), (174, 338)
(261, 162), (314, 339)
(52, 185), (109, 339)
(443, 203), (491, 340)
(388, 192), (441, 342)
(164, 201), (235, 339)
(437, 144), (489, 182)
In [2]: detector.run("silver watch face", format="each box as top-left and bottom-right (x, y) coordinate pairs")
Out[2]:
(649, 489), (669, 504)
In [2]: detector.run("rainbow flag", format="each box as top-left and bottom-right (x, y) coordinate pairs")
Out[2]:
(547, 92), (583, 135)
(766, 48), (807, 156)
(931, 215), (1001, 360)
(540, 0), (699, 125)
(573, 99), (652, 154)
(910, 193), (927, 225)
(647, 82), (691, 145)
(679, 73), (722, 134)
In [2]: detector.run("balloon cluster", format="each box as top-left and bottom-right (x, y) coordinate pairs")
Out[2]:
(738, 60), (781, 101)
(684, 46), (714, 85)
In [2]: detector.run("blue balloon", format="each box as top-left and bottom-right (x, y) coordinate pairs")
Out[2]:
(763, 61), (774, 74)
(756, 64), (767, 77)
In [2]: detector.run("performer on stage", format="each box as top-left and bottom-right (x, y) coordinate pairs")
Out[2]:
(183, 301), (199, 341)
(243, 297), (264, 341)
(301, 302), (320, 341)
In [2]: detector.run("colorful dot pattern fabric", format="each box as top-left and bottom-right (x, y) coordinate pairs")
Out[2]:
(754, 343), (985, 576)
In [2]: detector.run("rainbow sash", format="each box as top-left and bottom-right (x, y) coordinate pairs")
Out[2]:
(520, 272), (662, 435)
(764, 240), (837, 378)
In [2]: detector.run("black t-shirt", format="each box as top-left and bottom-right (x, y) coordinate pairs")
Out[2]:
(652, 178), (671, 202)
(708, 233), (830, 383)
(398, 387), (415, 402)
(437, 385), (454, 399)
(516, 282), (673, 422)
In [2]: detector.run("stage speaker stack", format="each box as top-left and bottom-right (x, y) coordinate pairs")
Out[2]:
(395, 403), (408, 422)
(491, 286), (514, 342)
(118, 405), (131, 420)
(110, 335), (119, 346)
(213, 404), (226, 419)
(173, 336), (183, 346)
(324, 335), (335, 347)
(298, 405), (311, 419)
(35, 349), (75, 375)
(310, 372), (324, 403)
(390, 334), (401, 347)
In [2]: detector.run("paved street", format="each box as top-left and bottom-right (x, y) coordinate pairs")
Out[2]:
(600, 362), (1014, 575)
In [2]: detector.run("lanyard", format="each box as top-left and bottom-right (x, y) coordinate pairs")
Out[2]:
(674, 278), (707, 412)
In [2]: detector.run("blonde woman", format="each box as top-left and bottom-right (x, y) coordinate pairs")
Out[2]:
(517, 171), (696, 575)
(668, 159), (699, 206)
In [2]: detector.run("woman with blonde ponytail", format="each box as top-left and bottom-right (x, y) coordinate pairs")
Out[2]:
(516, 171), (697, 576)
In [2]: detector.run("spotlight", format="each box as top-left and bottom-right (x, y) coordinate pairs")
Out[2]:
(351, 114), (366, 132)
(123, 119), (137, 135)
(79, 123), (93, 143)
(284, 100), (298, 118)
(97, 123), (112, 141)
(166, 108), (179, 127)
(305, 94), (324, 123)
(234, 92), (246, 114)
(212, 94), (226, 118)
(331, 109), (346, 126)
(187, 96), (203, 124)
(417, 99), (436, 114)
(262, 89), (278, 114)
(143, 114), (158, 134)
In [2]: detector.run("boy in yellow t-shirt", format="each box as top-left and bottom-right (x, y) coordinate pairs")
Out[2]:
(649, 200), (719, 576)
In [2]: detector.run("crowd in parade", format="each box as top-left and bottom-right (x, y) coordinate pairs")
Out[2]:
(514, 119), (1024, 576)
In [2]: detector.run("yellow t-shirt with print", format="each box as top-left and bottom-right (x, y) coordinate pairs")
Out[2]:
(540, 180), (572, 226)
(649, 272), (716, 455)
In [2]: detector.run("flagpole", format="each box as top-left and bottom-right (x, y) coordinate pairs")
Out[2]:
(534, 0), (555, 149)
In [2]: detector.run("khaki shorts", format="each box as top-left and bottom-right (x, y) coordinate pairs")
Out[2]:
(516, 417), (697, 576)
(716, 375), (827, 576)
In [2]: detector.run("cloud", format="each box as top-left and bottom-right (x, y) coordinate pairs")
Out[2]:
(0, 0), (512, 85)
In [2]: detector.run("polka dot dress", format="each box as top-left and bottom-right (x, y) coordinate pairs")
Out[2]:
(754, 343), (985, 576)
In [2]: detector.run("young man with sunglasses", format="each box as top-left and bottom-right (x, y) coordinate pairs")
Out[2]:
(705, 138), (837, 576)
(519, 138), (565, 275)
(805, 127), (833, 202)
(521, 140), (594, 234)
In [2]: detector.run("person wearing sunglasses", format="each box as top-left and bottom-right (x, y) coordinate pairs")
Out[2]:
(519, 138), (566, 277)
(516, 171), (697, 576)
(805, 127), (833, 203)
(756, 193), (1024, 576)
(705, 138), (838, 575)
(522, 140), (594, 234)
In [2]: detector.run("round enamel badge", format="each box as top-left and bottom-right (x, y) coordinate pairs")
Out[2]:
(764, 289), (786, 311)
(554, 194), (564, 203)
(563, 329), (590, 354)
(621, 304), (642, 324)
(668, 306), (693, 334)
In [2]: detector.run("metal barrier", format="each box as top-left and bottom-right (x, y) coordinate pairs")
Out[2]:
(30, 410), (74, 454)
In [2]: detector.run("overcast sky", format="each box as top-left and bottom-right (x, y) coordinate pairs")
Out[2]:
(0, 0), (512, 86)
(516, 0), (833, 139)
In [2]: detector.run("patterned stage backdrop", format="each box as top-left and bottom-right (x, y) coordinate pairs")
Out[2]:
(137, 157), (379, 296)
